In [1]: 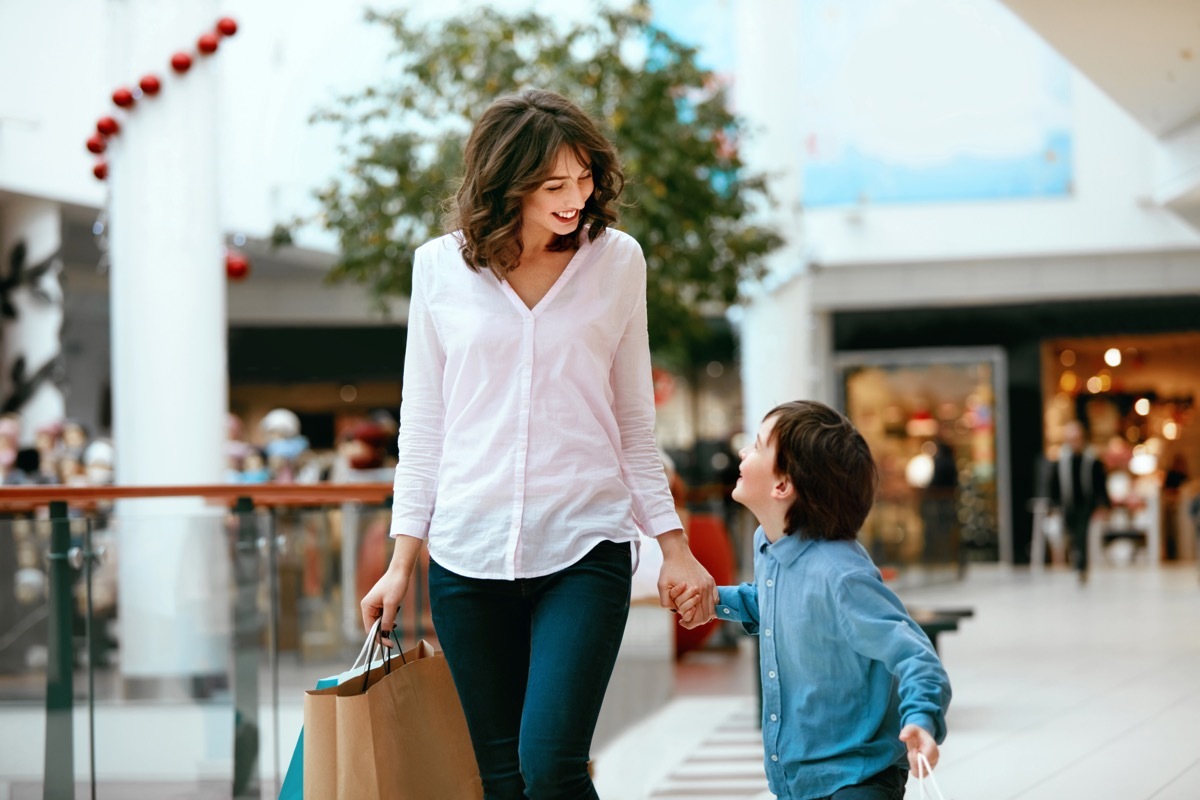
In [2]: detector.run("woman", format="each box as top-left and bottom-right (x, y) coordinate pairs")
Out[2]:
(360, 88), (716, 799)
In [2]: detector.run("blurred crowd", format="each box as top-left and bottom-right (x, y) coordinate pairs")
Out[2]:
(0, 406), (400, 488)
(226, 407), (398, 485)
(0, 413), (114, 487)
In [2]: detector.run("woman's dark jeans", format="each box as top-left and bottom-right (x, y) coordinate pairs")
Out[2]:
(428, 540), (632, 800)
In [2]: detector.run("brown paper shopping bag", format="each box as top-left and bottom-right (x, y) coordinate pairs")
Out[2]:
(304, 639), (482, 800)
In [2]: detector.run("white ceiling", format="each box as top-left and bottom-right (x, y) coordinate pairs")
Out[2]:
(1001, 0), (1200, 137)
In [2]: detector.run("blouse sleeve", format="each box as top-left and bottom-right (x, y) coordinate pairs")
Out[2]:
(609, 245), (684, 537)
(389, 247), (446, 539)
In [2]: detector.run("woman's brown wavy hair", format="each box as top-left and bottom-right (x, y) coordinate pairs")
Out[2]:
(445, 89), (625, 279)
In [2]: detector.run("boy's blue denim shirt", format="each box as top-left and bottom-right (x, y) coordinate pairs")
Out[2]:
(716, 527), (951, 800)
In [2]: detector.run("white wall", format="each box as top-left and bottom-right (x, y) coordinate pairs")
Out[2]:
(802, 73), (1200, 268)
(729, 0), (1200, 278)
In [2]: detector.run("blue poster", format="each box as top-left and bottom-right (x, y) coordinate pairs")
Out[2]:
(799, 0), (1073, 207)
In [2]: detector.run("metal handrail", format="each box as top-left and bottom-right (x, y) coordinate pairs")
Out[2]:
(0, 482), (393, 511)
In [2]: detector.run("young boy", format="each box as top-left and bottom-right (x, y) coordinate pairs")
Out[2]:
(674, 400), (951, 800)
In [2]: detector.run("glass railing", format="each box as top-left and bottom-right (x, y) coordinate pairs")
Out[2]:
(0, 483), (401, 799)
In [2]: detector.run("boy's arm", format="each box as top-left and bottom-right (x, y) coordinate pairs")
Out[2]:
(669, 581), (762, 633)
(834, 571), (951, 743)
(715, 583), (761, 635)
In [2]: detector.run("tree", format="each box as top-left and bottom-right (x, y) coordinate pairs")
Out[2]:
(302, 2), (782, 369)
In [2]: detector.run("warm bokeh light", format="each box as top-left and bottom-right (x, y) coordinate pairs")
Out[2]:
(1134, 397), (1150, 415)
(1163, 420), (1180, 440)
(1059, 371), (1078, 392)
(1059, 349), (1076, 367)
(1129, 452), (1158, 477)
(1104, 347), (1122, 367)
(1086, 376), (1103, 394)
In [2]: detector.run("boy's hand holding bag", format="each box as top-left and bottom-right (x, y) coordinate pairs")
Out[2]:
(301, 620), (482, 799)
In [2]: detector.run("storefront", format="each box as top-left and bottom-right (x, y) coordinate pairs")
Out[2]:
(835, 348), (1010, 578)
(832, 294), (1200, 567)
(1039, 332), (1199, 564)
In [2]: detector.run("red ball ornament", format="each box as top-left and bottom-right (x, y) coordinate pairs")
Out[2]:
(96, 116), (120, 137)
(216, 17), (238, 37)
(86, 135), (107, 155)
(198, 33), (219, 55)
(225, 249), (250, 281)
(170, 52), (193, 73)
(93, 161), (108, 181)
(139, 74), (162, 95)
(112, 87), (135, 108)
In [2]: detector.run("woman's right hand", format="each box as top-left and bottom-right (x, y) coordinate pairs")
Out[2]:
(360, 535), (425, 645)
(360, 567), (410, 646)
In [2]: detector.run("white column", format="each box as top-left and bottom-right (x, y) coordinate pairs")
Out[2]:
(107, 1), (230, 677)
(740, 275), (821, 435)
(0, 198), (65, 445)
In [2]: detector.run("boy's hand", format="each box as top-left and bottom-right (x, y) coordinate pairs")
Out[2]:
(668, 583), (719, 629)
(899, 724), (938, 775)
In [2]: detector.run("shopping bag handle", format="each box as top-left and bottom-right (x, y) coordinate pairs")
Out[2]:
(360, 618), (406, 693)
(916, 752), (946, 800)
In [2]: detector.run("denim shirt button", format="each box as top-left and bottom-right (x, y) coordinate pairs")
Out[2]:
(771, 754), (779, 762)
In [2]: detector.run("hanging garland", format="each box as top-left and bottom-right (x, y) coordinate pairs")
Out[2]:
(85, 17), (249, 280)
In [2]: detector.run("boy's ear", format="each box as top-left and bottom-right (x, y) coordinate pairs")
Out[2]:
(771, 474), (794, 501)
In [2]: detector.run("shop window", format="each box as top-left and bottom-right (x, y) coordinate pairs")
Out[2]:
(835, 348), (1010, 580)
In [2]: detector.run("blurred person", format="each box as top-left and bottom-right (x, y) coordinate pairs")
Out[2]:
(1048, 420), (1110, 584)
(331, 419), (394, 483)
(83, 440), (115, 486)
(359, 88), (715, 800)
(0, 414), (21, 482)
(5, 448), (48, 485)
(920, 435), (959, 566)
(674, 401), (951, 799)
(33, 420), (63, 483)
(370, 408), (400, 462)
(259, 407), (319, 483)
(1162, 453), (1189, 560)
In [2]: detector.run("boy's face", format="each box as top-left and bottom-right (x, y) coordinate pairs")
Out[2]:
(732, 414), (787, 516)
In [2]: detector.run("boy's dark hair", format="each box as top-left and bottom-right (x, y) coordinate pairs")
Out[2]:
(765, 400), (878, 540)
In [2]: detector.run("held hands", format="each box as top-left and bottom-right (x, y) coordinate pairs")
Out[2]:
(669, 583), (719, 629)
(655, 530), (716, 626)
(899, 724), (939, 776)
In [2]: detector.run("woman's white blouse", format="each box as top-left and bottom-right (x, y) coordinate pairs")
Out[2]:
(389, 229), (682, 579)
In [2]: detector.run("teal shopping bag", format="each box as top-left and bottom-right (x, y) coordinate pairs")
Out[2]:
(278, 622), (396, 799)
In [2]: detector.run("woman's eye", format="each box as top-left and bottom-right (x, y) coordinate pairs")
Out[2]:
(546, 185), (563, 192)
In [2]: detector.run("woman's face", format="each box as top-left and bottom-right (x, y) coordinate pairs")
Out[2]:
(520, 147), (593, 250)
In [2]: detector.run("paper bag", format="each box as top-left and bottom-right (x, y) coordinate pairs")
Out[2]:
(304, 639), (482, 799)
(281, 625), (396, 799)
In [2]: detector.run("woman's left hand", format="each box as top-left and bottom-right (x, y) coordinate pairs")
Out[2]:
(655, 530), (716, 625)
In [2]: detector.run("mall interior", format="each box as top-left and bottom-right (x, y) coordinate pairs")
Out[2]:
(1, 0), (1200, 798)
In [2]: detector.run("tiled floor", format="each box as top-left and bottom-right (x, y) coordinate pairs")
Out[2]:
(594, 564), (1200, 800)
